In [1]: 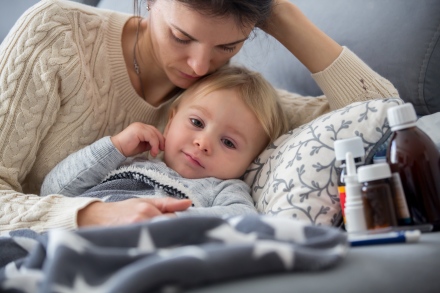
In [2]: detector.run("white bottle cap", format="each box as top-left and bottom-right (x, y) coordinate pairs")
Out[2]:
(357, 163), (391, 183)
(334, 137), (365, 162)
(387, 103), (418, 131)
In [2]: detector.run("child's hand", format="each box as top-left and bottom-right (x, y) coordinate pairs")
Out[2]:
(111, 122), (165, 157)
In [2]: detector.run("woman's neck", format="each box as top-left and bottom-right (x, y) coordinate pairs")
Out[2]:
(122, 17), (179, 107)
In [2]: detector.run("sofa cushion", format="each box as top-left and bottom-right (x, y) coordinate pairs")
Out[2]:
(243, 98), (403, 226)
(233, 0), (440, 116)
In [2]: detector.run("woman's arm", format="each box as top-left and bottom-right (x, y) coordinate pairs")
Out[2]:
(262, 1), (399, 128)
(0, 1), (107, 235)
(0, 2), (187, 235)
(263, 0), (342, 74)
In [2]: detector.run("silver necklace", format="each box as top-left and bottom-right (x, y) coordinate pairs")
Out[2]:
(133, 19), (144, 99)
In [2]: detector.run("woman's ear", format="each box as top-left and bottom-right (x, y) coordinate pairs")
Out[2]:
(163, 108), (176, 137)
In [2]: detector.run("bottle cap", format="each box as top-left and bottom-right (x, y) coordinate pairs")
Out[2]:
(387, 103), (418, 131)
(357, 163), (391, 183)
(334, 137), (365, 162)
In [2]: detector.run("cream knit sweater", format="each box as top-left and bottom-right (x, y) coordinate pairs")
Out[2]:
(0, 0), (399, 235)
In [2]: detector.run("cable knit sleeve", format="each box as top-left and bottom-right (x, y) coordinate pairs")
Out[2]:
(0, 0), (102, 235)
(279, 47), (400, 129)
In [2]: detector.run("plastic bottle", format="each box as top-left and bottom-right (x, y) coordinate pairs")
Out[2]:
(334, 137), (365, 223)
(344, 152), (367, 233)
(386, 103), (440, 230)
(357, 163), (398, 230)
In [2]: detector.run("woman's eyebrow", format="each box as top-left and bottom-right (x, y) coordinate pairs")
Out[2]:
(171, 24), (248, 46)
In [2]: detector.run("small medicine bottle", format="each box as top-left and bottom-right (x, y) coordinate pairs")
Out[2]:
(334, 137), (365, 224)
(357, 163), (398, 230)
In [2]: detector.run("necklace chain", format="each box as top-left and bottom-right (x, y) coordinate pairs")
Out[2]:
(133, 19), (144, 99)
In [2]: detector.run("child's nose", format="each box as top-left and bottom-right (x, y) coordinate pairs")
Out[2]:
(194, 137), (211, 154)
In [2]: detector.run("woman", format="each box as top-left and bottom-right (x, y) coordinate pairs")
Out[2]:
(0, 0), (398, 235)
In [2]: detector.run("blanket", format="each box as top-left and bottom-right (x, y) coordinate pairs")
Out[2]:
(0, 215), (348, 293)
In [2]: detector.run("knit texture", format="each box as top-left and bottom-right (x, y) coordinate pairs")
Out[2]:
(40, 136), (257, 217)
(0, 0), (399, 235)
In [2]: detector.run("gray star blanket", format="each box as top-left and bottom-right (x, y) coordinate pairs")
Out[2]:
(0, 215), (348, 293)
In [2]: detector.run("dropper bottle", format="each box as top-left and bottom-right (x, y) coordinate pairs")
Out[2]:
(344, 152), (367, 233)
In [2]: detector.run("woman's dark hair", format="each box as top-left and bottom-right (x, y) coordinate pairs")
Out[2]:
(134, 0), (273, 29)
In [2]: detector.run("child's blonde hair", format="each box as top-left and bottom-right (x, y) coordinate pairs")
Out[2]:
(169, 65), (289, 145)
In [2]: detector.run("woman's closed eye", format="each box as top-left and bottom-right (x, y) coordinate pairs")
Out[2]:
(172, 33), (190, 45)
(171, 31), (236, 52)
(219, 45), (236, 53)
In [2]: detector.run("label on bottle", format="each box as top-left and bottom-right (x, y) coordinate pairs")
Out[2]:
(338, 186), (346, 223)
(390, 172), (411, 225)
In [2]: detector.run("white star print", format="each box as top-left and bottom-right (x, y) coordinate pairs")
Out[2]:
(3, 262), (44, 293)
(261, 217), (307, 243)
(128, 227), (156, 256)
(253, 240), (294, 270)
(207, 224), (258, 244)
(12, 236), (39, 253)
(47, 230), (92, 259)
(157, 246), (207, 260)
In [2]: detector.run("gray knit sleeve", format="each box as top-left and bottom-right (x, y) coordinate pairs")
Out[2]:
(176, 179), (258, 217)
(40, 136), (127, 197)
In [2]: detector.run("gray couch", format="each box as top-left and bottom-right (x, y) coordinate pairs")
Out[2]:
(96, 1), (440, 292)
(1, 1), (440, 292)
(205, 2), (440, 291)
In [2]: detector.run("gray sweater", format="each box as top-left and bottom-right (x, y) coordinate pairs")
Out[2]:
(40, 137), (258, 217)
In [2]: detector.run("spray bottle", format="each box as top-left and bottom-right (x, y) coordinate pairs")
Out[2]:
(334, 137), (365, 224)
(344, 152), (367, 233)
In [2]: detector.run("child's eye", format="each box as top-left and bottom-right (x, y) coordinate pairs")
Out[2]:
(190, 118), (204, 128)
(221, 138), (236, 149)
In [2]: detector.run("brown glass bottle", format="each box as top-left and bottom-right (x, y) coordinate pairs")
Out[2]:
(386, 104), (440, 230)
(358, 163), (398, 230)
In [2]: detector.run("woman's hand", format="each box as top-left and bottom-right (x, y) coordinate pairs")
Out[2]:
(77, 197), (192, 227)
(261, 0), (342, 73)
(111, 122), (165, 157)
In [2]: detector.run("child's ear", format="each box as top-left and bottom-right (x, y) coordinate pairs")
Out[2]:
(163, 108), (176, 137)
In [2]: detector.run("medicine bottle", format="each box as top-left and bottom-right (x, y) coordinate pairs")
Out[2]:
(357, 163), (398, 230)
(334, 137), (365, 224)
(343, 152), (367, 233)
(386, 103), (440, 230)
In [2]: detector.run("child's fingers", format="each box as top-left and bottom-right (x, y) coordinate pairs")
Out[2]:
(138, 125), (164, 157)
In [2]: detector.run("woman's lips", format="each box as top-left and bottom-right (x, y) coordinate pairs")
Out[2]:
(180, 71), (200, 79)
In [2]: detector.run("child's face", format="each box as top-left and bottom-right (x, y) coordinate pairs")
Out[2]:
(163, 87), (268, 179)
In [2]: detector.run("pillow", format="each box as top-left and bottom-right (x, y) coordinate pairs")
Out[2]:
(244, 98), (404, 226)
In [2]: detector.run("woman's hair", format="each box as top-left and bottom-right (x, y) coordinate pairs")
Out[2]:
(169, 65), (290, 145)
(135, 0), (273, 29)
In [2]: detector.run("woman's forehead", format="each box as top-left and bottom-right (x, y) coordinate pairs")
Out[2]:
(157, 0), (254, 42)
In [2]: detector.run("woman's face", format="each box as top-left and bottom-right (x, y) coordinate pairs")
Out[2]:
(147, 0), (254, 89)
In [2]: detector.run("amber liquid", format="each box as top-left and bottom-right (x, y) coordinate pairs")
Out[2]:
(386, 126), (440, 230)
(362, 180), (398, 230)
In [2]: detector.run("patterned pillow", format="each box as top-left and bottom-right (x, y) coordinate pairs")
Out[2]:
(244, 98), (403, 226)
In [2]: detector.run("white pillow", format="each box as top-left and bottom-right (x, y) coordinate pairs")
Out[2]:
(244, 98), (403, 226)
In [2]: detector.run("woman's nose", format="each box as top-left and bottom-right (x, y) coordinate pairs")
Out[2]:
(187, 45), (211, 76)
